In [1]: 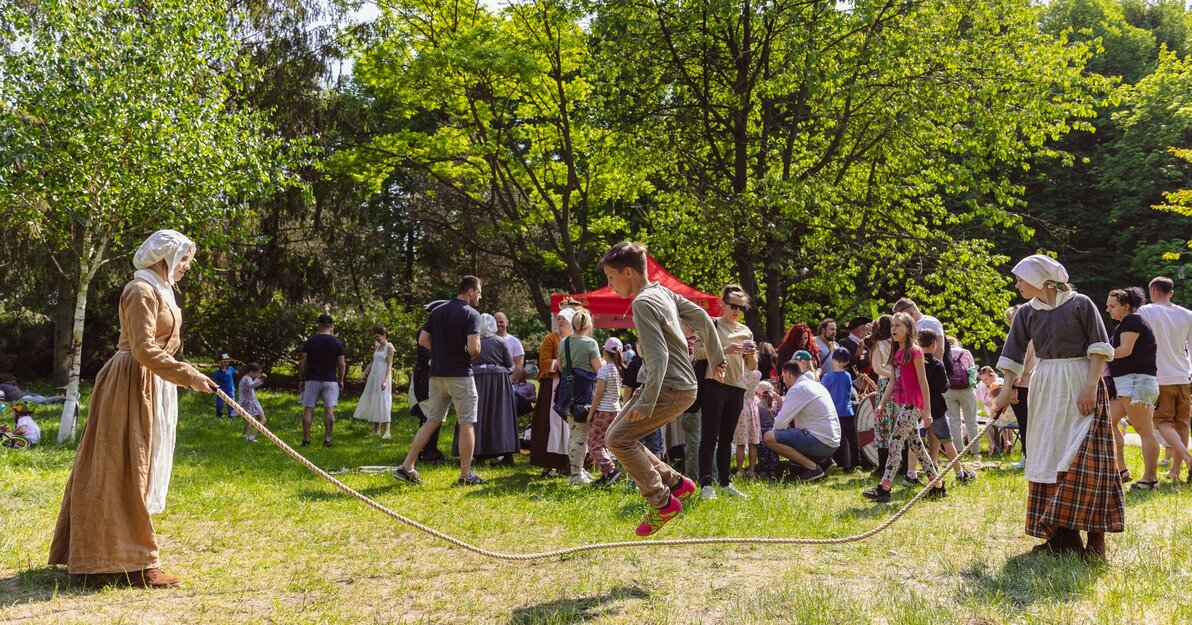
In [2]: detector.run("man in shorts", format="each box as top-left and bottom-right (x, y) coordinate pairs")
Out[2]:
(298, 314), (346, 447)
(394, 276), (486, 486)
(1138, 277), (1192, 480)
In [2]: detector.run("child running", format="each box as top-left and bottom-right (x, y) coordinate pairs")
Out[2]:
(600, 241), (725, 536)
(586, 337), (627, 487)
(237, 363), (267, 442)
(862, 312), (947, 502)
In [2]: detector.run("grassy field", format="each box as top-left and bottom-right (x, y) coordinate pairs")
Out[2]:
(2, 386), (1191, 625)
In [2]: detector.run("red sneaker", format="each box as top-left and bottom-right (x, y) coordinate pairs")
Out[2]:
(671, 476), (697, 502)
(636, 495), (682, 537)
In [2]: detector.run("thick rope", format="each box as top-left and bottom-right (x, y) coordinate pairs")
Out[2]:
(216, 388), (994, 560)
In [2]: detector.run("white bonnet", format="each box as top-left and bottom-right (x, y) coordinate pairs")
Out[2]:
(1012, 254), (1069, 290)
(556, 307), (576, 327)
(479, 313), (497, 338)
(132, 230), (195, 285)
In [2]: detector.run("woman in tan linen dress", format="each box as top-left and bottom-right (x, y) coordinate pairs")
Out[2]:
(50, 230), (216, 588)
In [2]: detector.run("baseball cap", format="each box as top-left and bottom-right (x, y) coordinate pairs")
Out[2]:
(603, 337), (623, 352)
(832, 347), (852, 361)
(793, 350), (812, 362)
(218, 353), (231, 361)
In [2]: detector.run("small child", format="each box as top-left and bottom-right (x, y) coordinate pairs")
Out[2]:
(754, 381), (781, 478)
(733, 370), (764, 477)
(211, 354), (238, 419)
(2, 401), (41, 446)
(821, 348), (859, 471)
(588, 337), (627, 486)
(237, 363), (267, 442)
(919, 330), (975, 483)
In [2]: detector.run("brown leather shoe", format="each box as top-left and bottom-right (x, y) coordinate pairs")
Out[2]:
(128, 568), (181, 588)
(1083, 532), (1107, 561)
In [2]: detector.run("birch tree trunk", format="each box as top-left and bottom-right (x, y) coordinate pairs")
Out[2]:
(57, 231), (106, 443)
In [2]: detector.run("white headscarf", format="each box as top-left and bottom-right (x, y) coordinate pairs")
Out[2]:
(479, 313), (497, 338)
(1012, 254), (1069, 290)
(132, 230), (195, 307)
(555, 307), (575, 329)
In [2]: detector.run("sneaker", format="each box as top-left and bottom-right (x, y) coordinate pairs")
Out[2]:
(539, 468), (561, 478)
(903, 474), (923, 487)
(862, 485), (892, 502)
(635, 495), (682, 537)
(925, 483), (948, 499)
(793, 466), (826, 482)
(699, 485), (717, 500)
(568, 473), (593, 486)
(392, 466), (423, 485)
(670, 476), (696, 502)
(457, 472), (487, 486)
(381, 432), (391, 440)
(1011, 459), (1026, 470)
(246, 436), (257, 443)
(957, 468), (976, 484)
(819, 459), (838, 477)
(721, 483), (748, 498)
(593, 469), (624, 488)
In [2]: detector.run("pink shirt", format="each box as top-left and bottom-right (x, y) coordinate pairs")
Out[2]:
(892, 346), (925, 408)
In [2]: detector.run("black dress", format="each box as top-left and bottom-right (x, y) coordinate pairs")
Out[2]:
(453, 336), (518, 459)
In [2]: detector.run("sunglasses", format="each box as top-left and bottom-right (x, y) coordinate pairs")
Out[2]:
(724, 301), (748, 312)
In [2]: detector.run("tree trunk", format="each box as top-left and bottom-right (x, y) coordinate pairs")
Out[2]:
(57, 273), (91, 443)
(58, 229), (106, 444)
(53, 280), (75, 387)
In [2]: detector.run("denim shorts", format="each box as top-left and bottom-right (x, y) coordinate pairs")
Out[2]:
(1113, 373), (1160, 406)
(920, 414), (952, 441)
(772, 427), (838, 461)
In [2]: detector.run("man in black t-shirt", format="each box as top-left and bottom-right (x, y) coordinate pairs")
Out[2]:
(394, 276), (485, 487)
(299, 314), (346, 447)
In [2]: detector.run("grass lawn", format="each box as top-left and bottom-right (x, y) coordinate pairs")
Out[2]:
(3, 387), (1191, 624)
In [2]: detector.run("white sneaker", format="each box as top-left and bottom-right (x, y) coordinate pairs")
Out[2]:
(569, 473), (593, 486)
(1011, 459), (1026, 469)
(721, 483), (748, 498)
(700, 485), (717, 500)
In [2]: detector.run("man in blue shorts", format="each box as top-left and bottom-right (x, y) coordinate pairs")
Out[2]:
(763, 361), (841, 481)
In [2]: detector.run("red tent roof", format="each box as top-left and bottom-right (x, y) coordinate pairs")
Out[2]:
(549, 255), (722, 329)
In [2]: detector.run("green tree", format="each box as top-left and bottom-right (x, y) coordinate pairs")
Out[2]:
(591, 0), (1102, 346)
(0, 0), (294, 441)
(337, 0), (649, 322)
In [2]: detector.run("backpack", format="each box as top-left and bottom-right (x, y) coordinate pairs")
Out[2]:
(947, 349), (970, 390)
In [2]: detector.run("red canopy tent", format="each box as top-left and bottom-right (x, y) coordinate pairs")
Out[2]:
(549, 255), (722, 329)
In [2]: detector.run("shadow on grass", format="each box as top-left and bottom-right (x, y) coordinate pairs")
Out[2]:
(0, 567), (101, 606)
(509, 585), (650, 625)
(957, 549), (1108, 609)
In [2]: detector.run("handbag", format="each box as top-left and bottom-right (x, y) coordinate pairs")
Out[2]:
(552, 337), (595, 422)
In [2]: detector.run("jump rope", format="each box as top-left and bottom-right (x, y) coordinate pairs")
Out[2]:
(214, 388), (992, 561)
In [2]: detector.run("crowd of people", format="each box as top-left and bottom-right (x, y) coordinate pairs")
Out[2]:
(40, 230), (1192, 588)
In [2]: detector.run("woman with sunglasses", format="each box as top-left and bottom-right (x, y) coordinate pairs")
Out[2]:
(694, 284), (759, 499)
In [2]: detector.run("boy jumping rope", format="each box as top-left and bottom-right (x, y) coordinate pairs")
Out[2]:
(600, 242), (726, 536)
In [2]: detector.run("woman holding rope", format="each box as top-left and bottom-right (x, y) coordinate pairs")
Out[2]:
(993, 255), (1124, 559)
(50, 230), (218, 588)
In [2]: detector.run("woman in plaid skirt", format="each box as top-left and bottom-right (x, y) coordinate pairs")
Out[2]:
(994, 255), (1125, 559)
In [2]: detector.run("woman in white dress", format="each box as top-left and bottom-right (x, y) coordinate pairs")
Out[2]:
(353, 324), (395, 438)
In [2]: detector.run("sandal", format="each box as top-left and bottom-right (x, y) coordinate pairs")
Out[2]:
(1118, 468), (1132, 484)
(1128, 479), (1159, 491)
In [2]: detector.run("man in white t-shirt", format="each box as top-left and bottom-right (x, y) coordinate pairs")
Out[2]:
(494, 312), (525, 381)
(763, 361), (841, 482)
(1138, 276), (1192, 480)
(894, 297), (946, 360)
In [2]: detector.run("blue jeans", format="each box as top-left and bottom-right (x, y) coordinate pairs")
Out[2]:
(772, 427), (837, 462)
(23, 394), (63, 405)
